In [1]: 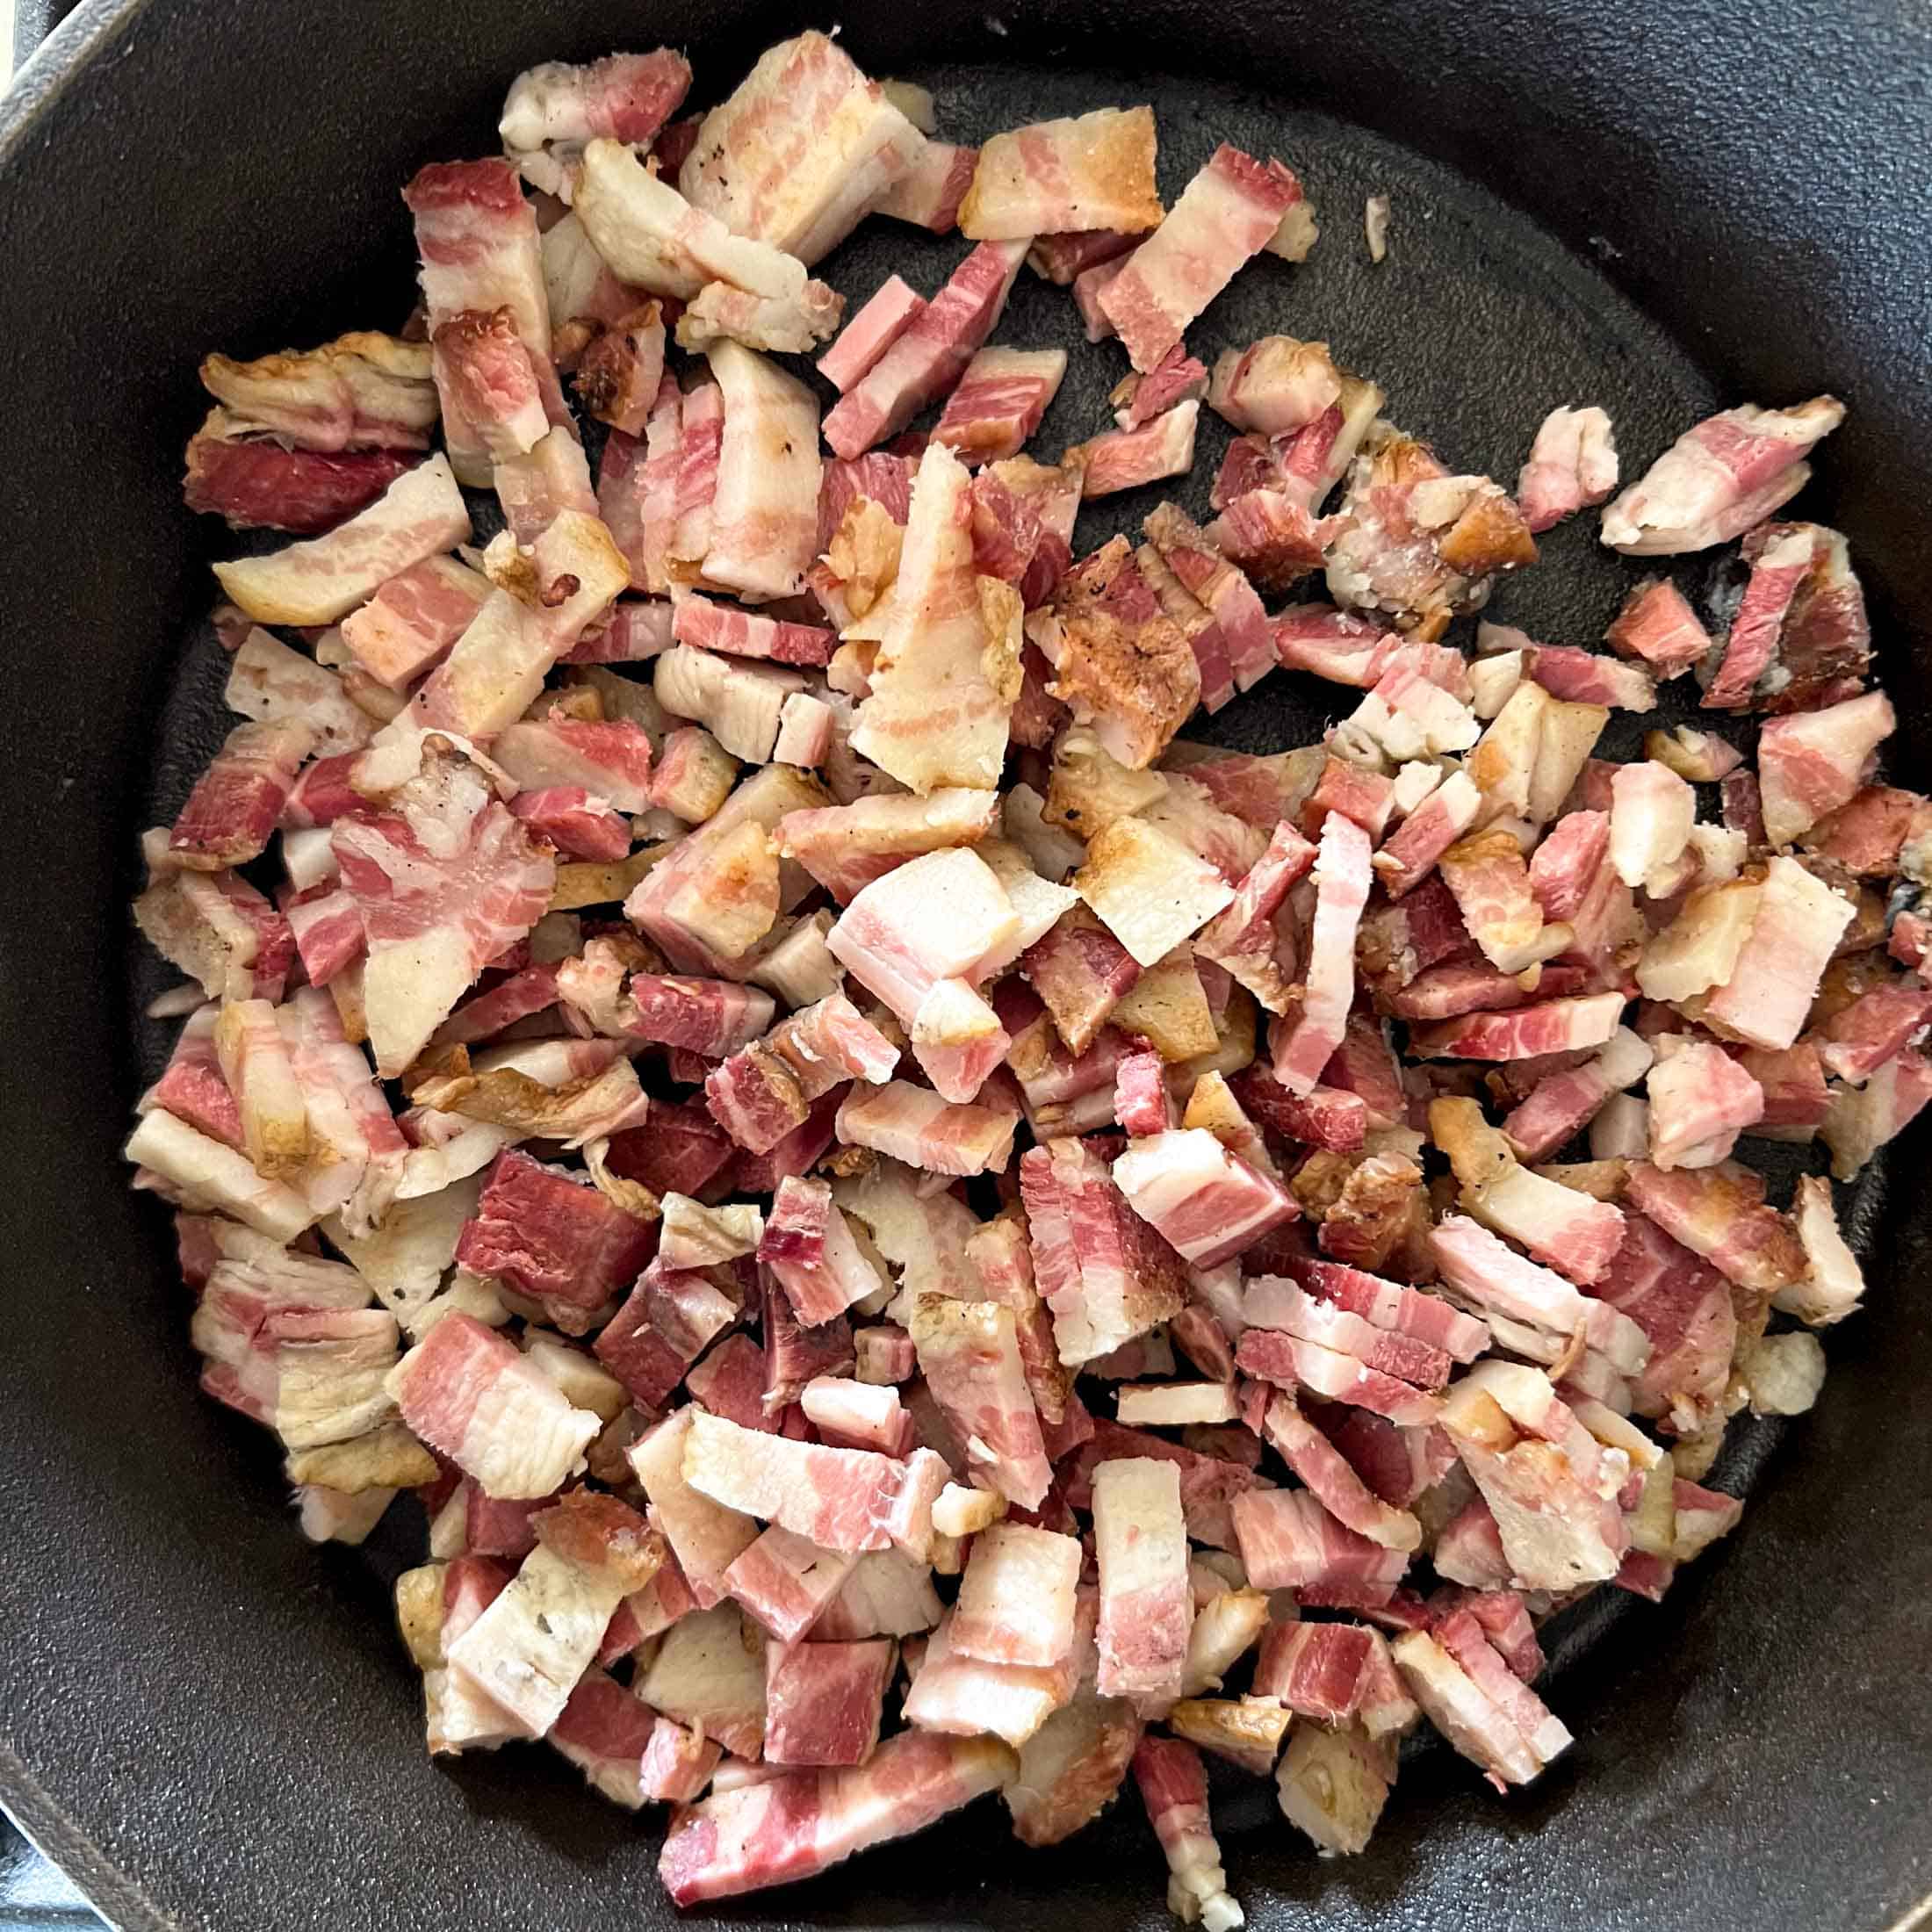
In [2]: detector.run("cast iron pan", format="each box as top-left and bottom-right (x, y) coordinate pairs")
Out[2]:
(0, 1), (1928, 1927)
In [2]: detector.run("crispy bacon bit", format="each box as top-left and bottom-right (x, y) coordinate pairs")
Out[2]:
(1600, 396), (1844, 555)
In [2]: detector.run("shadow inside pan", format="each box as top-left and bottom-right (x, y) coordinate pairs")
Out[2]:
(107, 53), (1907, 1932)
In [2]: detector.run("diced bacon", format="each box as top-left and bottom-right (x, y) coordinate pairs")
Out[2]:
(1020, 1137), (1188, 1366)
(958, 106), (1163, 240)
(142, 1010), (244, 1150)
(1272, 811), (1373, 1094)
(339, 554), (492, 690)
(455, 1147), (654, 1318)
(779, 785), (998, 905)
(628, 1409), (761, 1606)
(1438, 829), (1554, 974)
(1235, 1328), (1439, 1429)
(801, 1377), (910, 1455)
(1069, 400), (1200, 498)
(1600, 396), (1844, 555)
(682, 1410), (920, 1553)
(1704, 523), (1815, 709)
(1517, 405), (1618, 532)
(675, 32), (923, 267)
(670, 380), (724, 567)
(950, 1524), (1082, 1669)
(1372, 771), (1482, 901)
(759, 1179), (886, 1328)
(1023, 905), (1144, 1054)
(1701, 855), (1853, 1049)
(1099, 144), (1301, 372)
(875, 138), (979, 233)
(1132, 1736), (1244, 1932)
(447, 1493), (663, 1737)
(1283, 1254), (1489, 1363)
(672, 593), (834, 668)
(638, 1716), (724, 1805)
(837, 1082), (1020, 1177)
(170, 717), (314, 870)
(665, 1719), (1013, 1904)
(1593, 1211), (1736, 1431)
(1231, 1488), (1411, 1601)
(546, 1670), (660, 1806)
(825, 242), (1028, 459)
(819, 277), (927, 395)
(1606, 757), (1696, 890)
(1645, 1037), (1767, 1170)
(762, 1637), (896, 1767)
(1113, 1042), (1176, 1137)
(595, 1258), (737, 1409)
(725, 1525), (861, 1643)
(389, 1312), (599, 1499)
(1072, 251), (1133, 342)
(1027, 227), (1140, 285)
(184, 418), (419, 535)
(851, 442), (1013, 794)
(701, 341), (823, 602)
(1818, 981), (1932, 1085)
(493, 716), (656, 811)
(1821, 1048), (1932, 1179)
(408, 512), (629, 740)
(1758, 689), (1894, 847)
(934, 348), (1068, 466)
(636, 1600), (768, 1756)
(198, 331), (435, 454)
(431, 305), (549, 467)
(1113, 1129), (1298, 1268)
(1601, 576), (1709, 681)
(908, 1294), (1052, 1510)
(674, 279), (845, 357)
(1259, 1395), (1420, 1552)
(1209, 335), (1342, 437)
(1092, 1457), (1191, 1710)
(1206, 486), (1325, 595)
(508, 787), (630, 861)
(1770, 1171), (1867, 1326)
(654, 643), (804, 762)
(1513, 638), (1658, 712)
(1114, 349), (1211, 432)
(1411, 991), (1625, 1063)
(812, 1550), (944, 1643)
(332, 745), (553, 1074)
(1228, 1066), (1367, 1152)
(1244, 1276), (1453, 1388)
(500, 49), (693, 198)
(1193, 820), (1316, 1012)
(1142, 502), (1272, 690)
(1252, 1618), (1376, 1721)
(1623, 1164), (1806, 1294)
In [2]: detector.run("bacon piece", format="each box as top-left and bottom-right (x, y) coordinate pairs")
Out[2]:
(184, 418), (420, 535)
(332, 745), (553, 1074)
(1251, 1618), (1376, 1722)
(431, 306), (549, 468)
(675, 279), (845, 357)
(1757, 689), (1894, 847)
(1600, 396), (1844, 554)
(759, 1179), (886, 1329)
(635, 1600), (768, 1756)
(934, 348), (1068, 465)
(1411, 991), (1624, 1063)
(1142, 502), (1272, 690)
(169, 717), (314, 871)
(389, 1313), (599, 1499)
(1645, 1037), (1767, 1170)
(1821, 1048), (1932, 1179)
(1623, 1163), (1806, 1294)
(1393, 1627), (1566, 1791)
(762, 1637), (896, 1767)
(1770, 1172), (1868, 1326)
(1763, 522), (1874, 711)
(672, 593), (834, 669)
(1020, 905), (1143, 1054)
(1258, 1395), (1420, 1554)
(1112, 1129), (1297, 1268)
(1235, 1329), (1438, 1428)
(1701, 856), (1853, 1049)
(721, 1522), (857, 1647)
(824, 242), (1028, 459)
(338, 554), (492, 690)
(1272, 811), (1373, 1094)
(676, 32), (922, 266)
(660, 1727), (1015, 1903)
(446, 1493), (663, 1737)
(493, 716), (655, 811)
(1244, 1277), (1453, 1388)
(1818, 981), (1932, 1085)
(407, 513), (628, 741)
(1704, 523), (1814, 709)
(455, 1146), (654, 1315)
(1231, 1488), (1411, 1601)
(874, 138), (978, 233)
(1090, 1458), (1190, 1711)
(1114, 349), (1210, 433)
(1599, 578), (1707, 683)
(500, 49), (692, 198)
(1020, 1136), (1188, 1366)
(1112, 1041), (1176, 1137)
(1209, 335), (1342, 436)
(1593, 1212), (1736, 1430)
(572, 303), (669, 436)
(1429, 1216), (1647, 1372)
(1068, 400), (1200, 498)
(1190, 820), (1315, 1012)
(958, 107), (1163, 240)
(595, 1261), (737, 1410)
(1517, 405), (1618, 532)
(507, 787), (629, 861)
(1131, 1737), (1244, 1932)
(819, 276), (927, 395)
(683, 1411), (920, 1554)
(908, 1292), (1052, 1510)
(199, 331), (436, 453)
(1438, 828), (1554, 974)
(1099, 144), (1301, 372)
(696, 340), (823, 603)
(947, 1525), (1082, 1671)
(851, 443), (1013, 794)
(837, 1082), (1019, 1177)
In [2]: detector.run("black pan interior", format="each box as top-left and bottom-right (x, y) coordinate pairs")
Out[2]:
(1, 2), (1928, 1928)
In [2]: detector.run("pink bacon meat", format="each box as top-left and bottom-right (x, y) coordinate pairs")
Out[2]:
(1098, 144), (1302, 372)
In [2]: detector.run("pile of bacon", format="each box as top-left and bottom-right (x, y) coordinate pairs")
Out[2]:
(131, 30), (1926, 1920)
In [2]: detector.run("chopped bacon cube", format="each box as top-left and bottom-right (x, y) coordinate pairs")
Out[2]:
(1068, 400), (1200, 498)
(763, 1637), (896, 1766)
(875, 139), (979, 234)
(934, 347), (1068, 465)
(958, 106), (1163, 241)
(1517, 404), (1618, 532)
(1272, 810), (1373, 1094)
(1092, 1457), (1191, 1710)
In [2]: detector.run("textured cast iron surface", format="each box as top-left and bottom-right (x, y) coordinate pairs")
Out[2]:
(0, 2), (1928, 1929)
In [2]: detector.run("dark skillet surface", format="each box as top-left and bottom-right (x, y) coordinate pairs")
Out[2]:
(0, 1), (1929, 1928)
